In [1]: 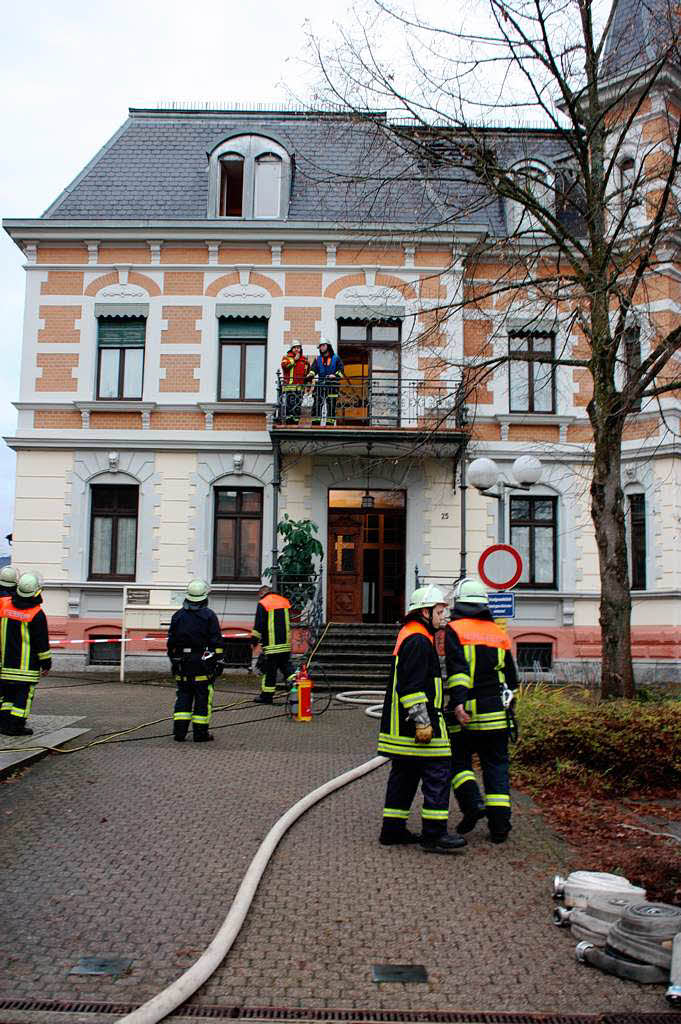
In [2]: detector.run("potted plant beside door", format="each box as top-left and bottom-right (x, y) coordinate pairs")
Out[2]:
(265, 515), (324, 620)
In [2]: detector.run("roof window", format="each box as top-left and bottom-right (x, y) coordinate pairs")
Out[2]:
(209, 134), (291, 220)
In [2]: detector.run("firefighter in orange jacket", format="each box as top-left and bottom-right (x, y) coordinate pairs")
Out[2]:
(0, 572), (51, 736)
(280, 343), (311, 424)
(377, 585), (466, 853)
(251, 584), (296, 704)
(445, 577), (519, 844)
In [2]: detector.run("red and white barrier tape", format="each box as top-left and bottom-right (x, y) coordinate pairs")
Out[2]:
(49, 631), (252, 647)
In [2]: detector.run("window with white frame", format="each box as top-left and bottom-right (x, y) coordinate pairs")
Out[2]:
(210, 135), (290, 219)
(97, 317), (145, 400)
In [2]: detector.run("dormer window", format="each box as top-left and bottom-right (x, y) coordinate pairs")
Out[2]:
(507, 162), (553, 236)
(219, 155), (245, 217)
(209, 134), (291, 220)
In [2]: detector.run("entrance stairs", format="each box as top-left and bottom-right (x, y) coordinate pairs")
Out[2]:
(308, 621), (399, 691)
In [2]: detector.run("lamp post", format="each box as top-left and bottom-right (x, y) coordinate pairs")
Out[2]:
(467, 455), (543, 545)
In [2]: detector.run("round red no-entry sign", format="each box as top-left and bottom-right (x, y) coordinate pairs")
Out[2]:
(478, 544), (523, 590)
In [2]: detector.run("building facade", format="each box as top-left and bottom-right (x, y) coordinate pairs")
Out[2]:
(3, 19), (681, 678)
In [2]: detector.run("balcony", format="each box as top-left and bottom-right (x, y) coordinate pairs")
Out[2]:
(271, 375), (468, 454)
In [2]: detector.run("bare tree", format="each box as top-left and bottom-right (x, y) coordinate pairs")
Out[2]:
(303, 0), (681, 697)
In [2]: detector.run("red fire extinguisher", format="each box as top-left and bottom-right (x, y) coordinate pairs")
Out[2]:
(295, 662), (313, 723)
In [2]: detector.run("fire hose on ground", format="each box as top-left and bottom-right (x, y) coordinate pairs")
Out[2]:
(117, 753), (388, 1024)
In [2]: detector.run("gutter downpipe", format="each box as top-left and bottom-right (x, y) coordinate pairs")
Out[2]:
(459, 449), (468, 579)
(271, 438), (281, 590)
(117, 755), (389, 1024)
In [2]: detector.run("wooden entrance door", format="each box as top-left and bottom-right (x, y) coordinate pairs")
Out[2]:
(327, 512), (363, 622)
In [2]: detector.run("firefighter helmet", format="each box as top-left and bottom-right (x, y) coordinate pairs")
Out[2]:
(16, 572), (41, 598)
(185, 579), (209, 603)
(0, 566), (18, 586)
(407, 584), (446, 613)
(453, 577), (489, 605)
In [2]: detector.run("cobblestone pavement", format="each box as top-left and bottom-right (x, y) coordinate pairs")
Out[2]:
(0, 679), (673, 1018)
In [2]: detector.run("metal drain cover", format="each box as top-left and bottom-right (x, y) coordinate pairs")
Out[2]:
(372, 963), (428, 983)
(69, 956), (133, 977)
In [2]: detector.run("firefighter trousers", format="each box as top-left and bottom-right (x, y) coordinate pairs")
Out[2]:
(382, 755), (451, 838)
(450, 727), (511, 837)
(284, 388), (304, 424)
(312, 385), (338, 426)
(0, 681), (36, 732)
(260, 652), (295, 695)
(173, 680), (214, 739)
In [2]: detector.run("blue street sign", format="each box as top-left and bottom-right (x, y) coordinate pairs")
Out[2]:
(488, 591), (515, 619)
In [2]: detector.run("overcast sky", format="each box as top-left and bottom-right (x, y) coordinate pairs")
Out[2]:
(0, 0), (347, 558)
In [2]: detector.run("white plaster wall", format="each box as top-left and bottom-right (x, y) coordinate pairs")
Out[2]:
(154, 452), (198, 581)
(12, 449), (73, 582)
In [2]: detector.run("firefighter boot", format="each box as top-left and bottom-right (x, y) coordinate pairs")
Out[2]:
(193, 724), (214, 743)
(254, 693), (273, 704)
(8, 717), (33, 736)
(420, 831), (467, 854)
(379, 824), (419, 846)
(0, 711), (13, 735)
(456, 805), (487, 834)
(173, 722), (189, 742)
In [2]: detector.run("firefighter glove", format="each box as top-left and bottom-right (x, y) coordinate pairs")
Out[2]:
(415, 724), (434, 743)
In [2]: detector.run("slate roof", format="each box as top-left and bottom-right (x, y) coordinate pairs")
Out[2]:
(602, 0), (680, 80)
(41, 109), (568, 236)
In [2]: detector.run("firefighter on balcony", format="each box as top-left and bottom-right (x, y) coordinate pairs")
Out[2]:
(251, 584), (296, 704)
(377, 585), (466, 853)
(167, 579), (224, 743)
(280, 342), (311, 424)
(0, 565), (18, 598)
(0, 572), (51, 736)
(445, 577), (519, 844)
(310, 341), (344, 426)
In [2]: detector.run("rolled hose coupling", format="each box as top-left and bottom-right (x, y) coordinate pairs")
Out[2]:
(575, 941), (593, 963)
(554, 906), (573, 927)
(554, 874), (566, 899)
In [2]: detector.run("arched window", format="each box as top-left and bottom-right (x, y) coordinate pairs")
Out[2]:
(254, 153), (283, 218)
(619, 157), (641, 211)
(507, 162), (553, 236)
(219, 154), (245, 217)
(209, 135), (291, 219)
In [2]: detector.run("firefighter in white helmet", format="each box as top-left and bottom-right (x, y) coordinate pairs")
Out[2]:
(445, 577), (519, 843)
(377, 585), (466, 853)
(0, 572), (51, 736)
(167, 580), (224, 743)
(0, 566), (18, 599)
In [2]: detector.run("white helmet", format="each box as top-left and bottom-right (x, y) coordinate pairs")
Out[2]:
(185, 579), (209, 603)
(453, 577), (489, 605)
(17, 572), (41, 599)
(0, 566), (18, 587)
(407, 585), (446, 613)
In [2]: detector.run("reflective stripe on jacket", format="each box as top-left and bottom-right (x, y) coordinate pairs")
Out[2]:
(377, 620), (451, 758)
(281, 353), (310, 390)
(445, 614), (517, 733)
(251, 593), (292, 654)
(0, 596), (52, 683)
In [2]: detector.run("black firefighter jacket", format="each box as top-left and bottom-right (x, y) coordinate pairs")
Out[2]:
(445, 603), (518, 734)
(0, 593), (52, 684)
(377, 616), (451, 758)
(167, 601), (223, 681)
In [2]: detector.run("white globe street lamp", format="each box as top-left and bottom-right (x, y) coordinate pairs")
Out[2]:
(467, 454), (543, 542)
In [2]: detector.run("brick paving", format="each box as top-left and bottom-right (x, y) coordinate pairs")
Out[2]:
(0, 678), (673, 1019)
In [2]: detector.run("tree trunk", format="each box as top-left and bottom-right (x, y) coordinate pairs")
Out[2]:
(590, 423), (635, 698)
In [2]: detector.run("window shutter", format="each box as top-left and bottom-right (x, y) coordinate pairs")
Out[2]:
(98, 317), (146, 348)
(219, 317), (268, 339)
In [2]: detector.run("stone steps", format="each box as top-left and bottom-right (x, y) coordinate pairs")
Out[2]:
(309, 622), (399, 689)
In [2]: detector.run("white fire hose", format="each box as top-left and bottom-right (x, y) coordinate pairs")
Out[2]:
(118, 753), (388, 1024)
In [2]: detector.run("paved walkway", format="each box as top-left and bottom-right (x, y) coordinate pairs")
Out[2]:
(0, 677), (673, 1020)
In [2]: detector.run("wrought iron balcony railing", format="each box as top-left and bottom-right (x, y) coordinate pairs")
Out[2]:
(273, 375), (466, 430)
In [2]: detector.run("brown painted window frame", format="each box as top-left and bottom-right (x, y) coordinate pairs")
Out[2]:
(219, 154), (245, 217)
(218, 337), (267, 402)
(96, 318), (146, 401)
(508, 330), (556, 414)
(628, 492), (646, 591)
(88, 484), (139, 582)
(510, 494), (558, 590)
(212, 487), (264, 583)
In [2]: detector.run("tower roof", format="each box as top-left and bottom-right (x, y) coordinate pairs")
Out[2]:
(602, 0), (680, 82)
